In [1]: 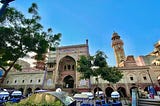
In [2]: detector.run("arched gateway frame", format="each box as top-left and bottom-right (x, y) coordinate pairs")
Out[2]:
(57, 56), (76, 88)
(63, 75), (74, 88)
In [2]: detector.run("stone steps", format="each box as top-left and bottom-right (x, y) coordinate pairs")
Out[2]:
(138, 98), (160, 106)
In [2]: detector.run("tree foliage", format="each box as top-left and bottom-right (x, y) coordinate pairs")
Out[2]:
(77, 50), (123, 84)
(100, 67), (123, 84)
(77, 55), (93, 79)
(0, 3), (61, 83)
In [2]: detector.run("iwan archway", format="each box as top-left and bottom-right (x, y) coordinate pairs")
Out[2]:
(57, 56), (76, 88)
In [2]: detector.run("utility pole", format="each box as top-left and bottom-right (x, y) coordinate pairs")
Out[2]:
(0, 0), (14, 17)
(147, 70), (154, 87)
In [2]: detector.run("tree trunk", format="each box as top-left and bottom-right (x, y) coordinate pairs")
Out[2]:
(0, 57), (19, 83)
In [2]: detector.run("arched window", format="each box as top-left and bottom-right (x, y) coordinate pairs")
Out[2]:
(72, 65), (75, 70)
(38, 79), (41, 83)
(7, 80), (9, 84)
(130, 77), (134, 81)
(68, 65), (71, 70)
(64, 65), (67, 70)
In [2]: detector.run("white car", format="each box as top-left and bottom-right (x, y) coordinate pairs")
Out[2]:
(81, 92), (94, 100)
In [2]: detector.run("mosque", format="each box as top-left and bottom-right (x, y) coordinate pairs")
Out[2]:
(0, 32), (160, 97)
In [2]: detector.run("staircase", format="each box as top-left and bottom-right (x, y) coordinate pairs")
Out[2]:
(138, 98), (160, 106)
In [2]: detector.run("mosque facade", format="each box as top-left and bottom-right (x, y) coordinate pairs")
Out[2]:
(0, 34), (160, 97)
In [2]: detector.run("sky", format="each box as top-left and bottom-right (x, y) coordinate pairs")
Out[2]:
(3, 0), (160, 66)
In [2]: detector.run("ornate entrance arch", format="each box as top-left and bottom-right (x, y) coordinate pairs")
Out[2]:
(63, 75), (74, 88)
(57, 56), (76, 88)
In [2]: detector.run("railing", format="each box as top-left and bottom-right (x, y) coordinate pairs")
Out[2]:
(138, 98), (160, 106)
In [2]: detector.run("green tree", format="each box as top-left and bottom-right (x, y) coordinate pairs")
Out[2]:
(100, 67), (123, 84)
(77, 50), (123, 90)
(0, 3), (61, 83)
(77, 55), (93, 80)
(93, 51), (123, 84)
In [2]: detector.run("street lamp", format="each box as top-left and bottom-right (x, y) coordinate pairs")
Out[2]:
(146, 69), (157, 96)
(0, 0), (15, 17)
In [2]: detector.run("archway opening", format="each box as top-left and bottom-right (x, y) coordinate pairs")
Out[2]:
(117, 87), (127, 97)
(18, 88), (24, 95)
(94, 87), (102, 94)
(35, 87), (40, 90)
(26, 88), (32, 96)
(144, 86), (148, 92)
(105, 87), (114, 97)
(94, 87), (103, 97)
(63, 75), (74, 88)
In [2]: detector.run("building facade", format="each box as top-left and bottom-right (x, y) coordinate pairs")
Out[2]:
(0, 40), (90, 95)
(0, 34), (160, 97)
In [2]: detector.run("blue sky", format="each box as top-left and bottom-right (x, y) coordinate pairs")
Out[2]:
(6, 0), (160, 66)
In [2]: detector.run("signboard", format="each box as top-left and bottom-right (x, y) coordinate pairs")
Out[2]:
(80, 79), (87, 86)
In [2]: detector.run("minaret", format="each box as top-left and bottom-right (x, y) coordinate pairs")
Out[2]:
(111, 32), (125, 67)
(154, 40), (160, 56)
